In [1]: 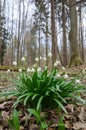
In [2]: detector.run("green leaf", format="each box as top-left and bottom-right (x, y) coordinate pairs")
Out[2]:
(37, 96), (44, 111)
(0, 91), (18, 97)
(41, 69), (47, 78)
(27, 109), (41, 123)
(12, 98), (23, 108)
(55, 92), (66, 103)
(41, 122), (48, 129)
(32, 71), (38, 88)
(12, 109), (20, 130)
(8, 119), (14, 129)
(58, 123), (65, 130)
(58, 115), (65, 130)
(53, 99), (67, 114)
(17, 93), (30, 101)
(69, 94), (86, 104)
(32, 94), (39, 100)
(24, 93), (33, 105)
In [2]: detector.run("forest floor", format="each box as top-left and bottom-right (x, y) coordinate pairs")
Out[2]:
(0, 65), (86, 130)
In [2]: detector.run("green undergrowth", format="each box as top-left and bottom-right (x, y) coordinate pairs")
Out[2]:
(1, 68), (86, 112)
(0, 68), (86, 129)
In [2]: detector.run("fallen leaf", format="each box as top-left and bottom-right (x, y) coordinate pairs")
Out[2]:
(0, 125), (3, 130)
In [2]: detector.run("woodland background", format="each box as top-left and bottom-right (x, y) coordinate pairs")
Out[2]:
(0, 0), (86, 68)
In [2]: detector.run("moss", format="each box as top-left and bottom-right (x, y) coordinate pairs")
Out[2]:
(69, 56), (83, 67)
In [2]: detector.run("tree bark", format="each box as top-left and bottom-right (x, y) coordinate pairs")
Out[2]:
(62, 0), (67, 66)
(51, 0), (58, 66)
(68, 0), (82, 67)
(11, 0), (14, 65)
(17, 0), (21, 65)
(79, 3), (84, 61)
(45, 17), (48, 66)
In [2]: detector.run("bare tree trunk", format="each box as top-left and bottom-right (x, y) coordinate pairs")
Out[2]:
(38, 14), (41, 66)
(21, 0), (25, 59)
(69, 0), (82, 66)
(79, 3), (84, 62)
(17, 0), (21, 65)
(11, 0), (14, 64)
(45, 17), (48, 66)
(51, 0), (58, 66)
(62, 0), (67, 66)
(0, 0), (2, 65)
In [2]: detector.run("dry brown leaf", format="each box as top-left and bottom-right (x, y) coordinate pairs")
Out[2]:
(0, 125), (3, 130)
(73, 122), (86, 129)
(29, 124), (39, 130)
(20, 126), (24, 130)
(0, 101), (12, 110)
(66, 104), (74, 112)
(2, 111), (9, 119)
(0, 102), (7, 109)
(79, 107), (85, 122)
(65, 121), (72, 129)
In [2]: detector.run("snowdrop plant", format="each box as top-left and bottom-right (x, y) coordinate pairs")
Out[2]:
(21, 57), (26, 69)
(64, 74), (69, 79)
(21, 57), (25, 62)
(37, 67), (42, 72)
(48, 52), (52, 58)
(54, 60), (61, 68)
(54, 62), (58, 67)
(29, 68), (35, 73)
(55, 73), (61, 78)
(62, 67), (65, 70)
(19, 68), (22, 72)
(13, 61), (17, 66)
(7, 69), (10, 73)
(76, 79), (80, 84)
(43, 57), (47, 61)
(27, 68), (31, 73)
(1, 68), (86, 114)
(33, 63), (38, 70)
(35, 57), (39, 62)
(40, 56), (42, 60)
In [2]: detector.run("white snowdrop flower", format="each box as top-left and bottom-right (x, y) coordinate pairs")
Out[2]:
(19, 68), (22, 72)
(56, 74), (61, 78)
(7, 69), (10, 73)
(27, 68), (31, 73)
(48, 52), (52, 57)
(54, 62), (57, 67)
(76, 79), (80, 84)
(40, 56), (42, 60)
(56, 60), (60, 65)
(62, 67), (65, 70)
(64, 74), (69, 79)
(54, 60), (61, 67)
(37, 67), (41, 72)
(31, 68), (35, 73)
(35, 58), (39, 62)
(21, 57), (25, 62)
(43, 57), (46, 61)
(13, 61), (17, 66)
